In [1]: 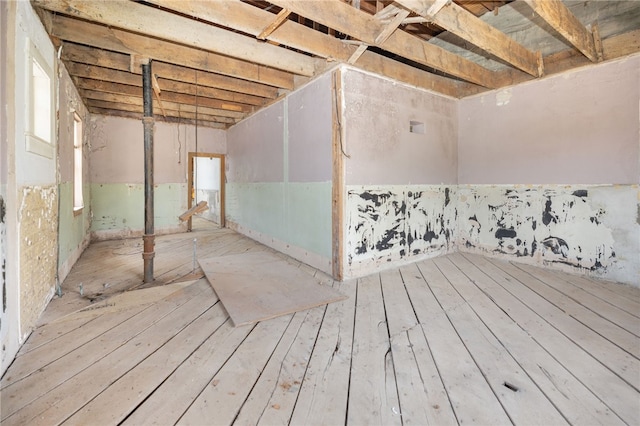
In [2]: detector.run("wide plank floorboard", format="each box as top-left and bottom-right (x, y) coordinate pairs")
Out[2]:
(2, 222), (638, 425)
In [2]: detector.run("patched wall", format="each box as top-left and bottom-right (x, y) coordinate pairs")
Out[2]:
(57, 63), (90, 283)
(18, 186), (57, 334)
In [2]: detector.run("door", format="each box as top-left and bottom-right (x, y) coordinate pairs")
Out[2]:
(188, 152), (225, 230)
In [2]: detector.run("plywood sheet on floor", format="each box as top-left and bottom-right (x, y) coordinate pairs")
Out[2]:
(199, 251), (346, 326)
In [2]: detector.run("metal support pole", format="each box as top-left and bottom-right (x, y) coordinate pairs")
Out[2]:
(142, 61), (155, 283)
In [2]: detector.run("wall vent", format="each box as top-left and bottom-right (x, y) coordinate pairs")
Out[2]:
(409, 120), (425, 134)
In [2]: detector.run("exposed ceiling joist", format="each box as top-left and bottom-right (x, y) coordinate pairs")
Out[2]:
(258, 8), (292, 40)
(146, 0), (476, 97)
(268, 0), (500, 88)
(74, 78), (253, 113)
(374, 6), (410, 45)
(86, 99), (234, 126)
(49, 13), (294, 90)
(29, 0), (640, 128)
(396, 0), (544, 77)
(33, 0), (318, 76)
(89, 106), (228, 129)
(81, 90), (243, 121)
(60, 42), (279, 100)
(523, 0), (600, 62)
(66, 62), (267, 112)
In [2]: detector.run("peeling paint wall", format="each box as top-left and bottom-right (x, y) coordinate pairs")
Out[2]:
(0, 193), (7, 367)
(458, 55), (640, 286)
(1, 0), (13, 373)
(18, 186), (58, 338)
(346, 185), (456, 277)
(227, 72), (333, 274)
(57, 63), (90, 282)
(342, 68), (458, 277)
(89, 115), (226, 240)
(1, 0), (61, 370)
(458, 185), (639, 282)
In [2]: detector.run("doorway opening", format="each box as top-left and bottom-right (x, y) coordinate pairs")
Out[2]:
(187, 152), (225, 231)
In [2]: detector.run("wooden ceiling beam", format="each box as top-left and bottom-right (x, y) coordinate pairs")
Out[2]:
(61, 43), (278, 100)
(348, 5), (410, 64)
(523, 0), (600, 63)
(257, 8), (292, 40)
(63, 51), (278, 100)
(153, 62), (279, 100)
(50, 14), (294, 90)
(83, 96), (239, 124)
(61, 42), (130, 72)
(89, 107), (229, 129)
(34, 0), (312, 80)
(80, 89), (245, 120)
(155, 79), (267, 107)
(396, 0), (543, 77)
(87, 104), (230, 129)
(74, 78), (253, 113)
(268, 0), (499, 88)
(69, 66), (267, 108)
(147, 0), (480, 97)
(374, 7), (410, 45)
(80, 89), (246, 123)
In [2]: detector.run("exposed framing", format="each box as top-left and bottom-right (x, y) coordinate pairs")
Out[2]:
(187, 152), (225, 231)
(331, 68), (345, 280)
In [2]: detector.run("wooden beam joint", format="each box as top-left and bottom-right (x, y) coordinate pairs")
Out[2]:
(130, 55), (149, 74)
(257, 8), (292, 40)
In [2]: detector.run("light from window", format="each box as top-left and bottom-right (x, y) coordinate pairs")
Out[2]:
(32, 58), (51, 143)
(26, 41), (54, 158)
(73, 113), (83, 212)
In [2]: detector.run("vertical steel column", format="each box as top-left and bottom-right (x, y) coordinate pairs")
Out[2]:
(142, 62), (155, 283)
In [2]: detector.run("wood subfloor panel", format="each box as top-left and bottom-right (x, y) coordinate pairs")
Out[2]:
(2, 224), (638, 425)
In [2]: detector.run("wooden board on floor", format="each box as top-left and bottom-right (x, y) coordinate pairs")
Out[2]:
(199, 251), (347, 326)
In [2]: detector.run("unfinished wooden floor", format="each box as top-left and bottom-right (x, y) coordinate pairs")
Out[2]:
(2, 219), (639, 425)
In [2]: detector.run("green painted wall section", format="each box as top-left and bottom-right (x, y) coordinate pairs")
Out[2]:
(57, 182), (90, 268)
(90, 183), (187, 233)
(226, 182), (332, 258)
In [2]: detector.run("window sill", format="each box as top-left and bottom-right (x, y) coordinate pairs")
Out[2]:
(73, 207), (83, 217)
(26, 133), (54, 159)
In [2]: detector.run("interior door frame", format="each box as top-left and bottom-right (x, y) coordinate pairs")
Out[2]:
(187, 152), (225, 231)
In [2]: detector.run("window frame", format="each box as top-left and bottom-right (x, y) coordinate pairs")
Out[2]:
(25, 39), (55, 159)
(73, 112), (84, 215)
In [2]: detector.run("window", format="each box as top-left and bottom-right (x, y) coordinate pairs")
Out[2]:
(26, 40), (55, 158)
(73, 113), (83, 213)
